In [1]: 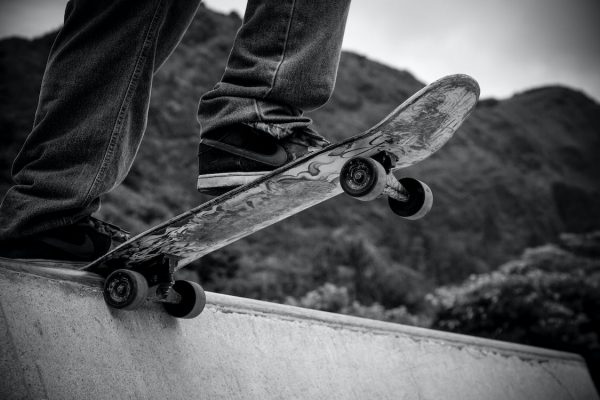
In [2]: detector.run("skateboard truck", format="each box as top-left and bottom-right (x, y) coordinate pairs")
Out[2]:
(149, 256), (181, 303)
(340, 151), (433, 220)
(102, 255), (206, 319)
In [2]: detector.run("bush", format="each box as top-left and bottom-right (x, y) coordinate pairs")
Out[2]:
(285, 283), (429, 327)
(428, 232), (600, 389)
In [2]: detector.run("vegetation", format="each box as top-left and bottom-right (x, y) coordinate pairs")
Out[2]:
(429, 231), (600, 389)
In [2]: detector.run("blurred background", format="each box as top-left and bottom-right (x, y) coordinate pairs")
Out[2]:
(1, 0), (599, 389)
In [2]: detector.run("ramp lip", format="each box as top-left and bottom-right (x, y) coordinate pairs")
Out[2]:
(0, 259), (586, 365)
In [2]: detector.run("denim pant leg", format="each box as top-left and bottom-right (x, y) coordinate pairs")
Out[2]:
(0, 0), (201, 240)
(198, 0), (352, 137)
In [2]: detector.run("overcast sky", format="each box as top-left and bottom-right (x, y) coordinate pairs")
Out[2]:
(1, 0), (599, 101)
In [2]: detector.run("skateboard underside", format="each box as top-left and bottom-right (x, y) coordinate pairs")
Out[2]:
(84, 74), (479, 275)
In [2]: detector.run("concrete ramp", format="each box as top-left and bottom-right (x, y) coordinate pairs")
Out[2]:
(1, 260), (598, 400)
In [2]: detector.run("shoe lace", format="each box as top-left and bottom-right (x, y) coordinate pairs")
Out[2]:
(85, 216), (130, 243)
(245, 122), (330, 148)
(287, 126), (331, 151)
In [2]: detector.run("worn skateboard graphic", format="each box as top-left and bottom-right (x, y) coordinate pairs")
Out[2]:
(83, 74), (480, 318)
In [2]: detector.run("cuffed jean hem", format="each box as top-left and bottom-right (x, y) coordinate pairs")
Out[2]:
(198, 94), (313, 138)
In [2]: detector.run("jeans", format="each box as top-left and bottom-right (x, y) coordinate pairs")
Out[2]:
(0, 0), (351, 239)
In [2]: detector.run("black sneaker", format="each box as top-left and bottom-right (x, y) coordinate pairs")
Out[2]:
(0, 216), (130, 264)
(197, 123), (330, 195)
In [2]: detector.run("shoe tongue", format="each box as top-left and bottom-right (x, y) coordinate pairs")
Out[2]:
(288, 129), (331, 149)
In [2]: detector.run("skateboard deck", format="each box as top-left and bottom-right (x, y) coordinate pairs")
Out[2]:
(83, 74), (479, 317)
(85, 74), (479, 272)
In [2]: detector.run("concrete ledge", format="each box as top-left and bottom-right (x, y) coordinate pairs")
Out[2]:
(1, 260), (598, 400)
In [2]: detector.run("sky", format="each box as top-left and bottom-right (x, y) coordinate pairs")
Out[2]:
(1, 0), (599, 101)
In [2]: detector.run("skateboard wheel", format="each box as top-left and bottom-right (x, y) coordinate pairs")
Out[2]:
(388, 178), (433, 220)
(103, 269), (149, 310)
(163, 280), (206, 319)
(340, 157), (387, 201)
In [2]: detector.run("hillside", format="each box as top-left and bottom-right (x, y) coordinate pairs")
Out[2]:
(1, 5), (599, 307)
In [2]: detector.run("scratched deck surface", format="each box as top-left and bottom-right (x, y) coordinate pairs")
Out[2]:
(84, 75), (479, 273)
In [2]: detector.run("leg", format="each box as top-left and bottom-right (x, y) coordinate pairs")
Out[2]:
(0, 0), (201, 242)
(196, 0), (352, 194)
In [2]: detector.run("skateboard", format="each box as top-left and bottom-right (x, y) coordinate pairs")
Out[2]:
(82, 74), (480, 319)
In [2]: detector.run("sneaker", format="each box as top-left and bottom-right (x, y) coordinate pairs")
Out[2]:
(0, 216), (130, 263)
(197, 122), (330, 195)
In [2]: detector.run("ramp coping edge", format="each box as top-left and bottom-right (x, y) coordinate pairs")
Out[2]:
(0, 259), (586, 366)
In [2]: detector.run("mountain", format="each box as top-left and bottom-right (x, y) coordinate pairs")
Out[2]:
(1, 5), (599, 305)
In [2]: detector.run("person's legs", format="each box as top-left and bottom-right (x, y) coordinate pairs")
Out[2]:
(197, 0), (351, 194)
(1, 0), (352, 257)
(0, 0), (201, 255)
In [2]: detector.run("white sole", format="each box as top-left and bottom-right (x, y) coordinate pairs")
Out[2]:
(197, 171), (269, 191)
